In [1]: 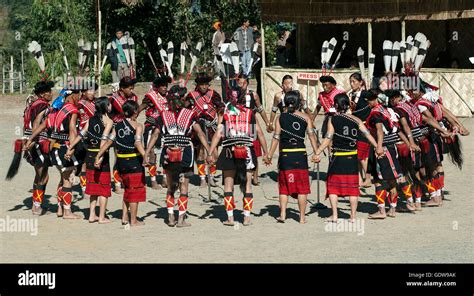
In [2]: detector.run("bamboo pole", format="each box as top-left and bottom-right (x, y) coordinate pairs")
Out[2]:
(261, 22), (266, 109)
(97, 0), (102, 96)
(401, 20), (406, 43)
(367, 22), (372, 83)
(21, 49), (25, 94)
(10, 56), (14, 93)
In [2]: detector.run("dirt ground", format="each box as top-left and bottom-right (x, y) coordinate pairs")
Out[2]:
(0, 83), (473, 263)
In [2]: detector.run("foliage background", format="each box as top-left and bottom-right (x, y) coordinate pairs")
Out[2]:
(0, 0), (287, 88)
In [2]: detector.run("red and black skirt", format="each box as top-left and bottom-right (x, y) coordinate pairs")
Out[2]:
(326, 151), (360, 197)
(85, 150), (111, 197)
(117, 154), (146, 203)
(357, 137), (371, 161)
(278, 150), (310, 197)
(371, 145), (403, 181)
(26, 140), (52, 167)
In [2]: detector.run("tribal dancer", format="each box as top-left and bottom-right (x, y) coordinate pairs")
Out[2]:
(186, 72), (223, 188)
(96, 100), (146, 226)
(145, 85), (211, 227)
(141, 73), (171, 189)
(207, 87), (269, 226)
(315, 93), (378, 222)
(7, 81), (54, 215)
(66, 97), (113, 223)
(265, 90), (319, 224)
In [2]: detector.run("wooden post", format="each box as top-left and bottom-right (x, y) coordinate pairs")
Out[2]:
(367, 22), (372, 83)
(10, 56), (14, 93)
(260, 22), (266, 110)
(401, 20), (406, 43)
(2, 65), (5, 94)
(21, 49), (25, 94)
(97, 0), (102, 96)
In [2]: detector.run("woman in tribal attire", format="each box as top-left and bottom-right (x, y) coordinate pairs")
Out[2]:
(95, 100), (147, 227)
(266, 90), (319, 224)
(315, 93), (377, 222)
(66, 97), (113, 223)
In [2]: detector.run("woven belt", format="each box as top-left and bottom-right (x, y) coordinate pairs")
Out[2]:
(281, 148), (306, 152)
(117, 153), (139, 158)
(87, 148), (100, 152)
(333, 151), (357, 156)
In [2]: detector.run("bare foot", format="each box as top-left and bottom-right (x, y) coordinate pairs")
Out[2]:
(222, 219), (235, 226)
(168, 214), (176, 227)
(387, 207), (396, 218)
(325, 216), (338, 223)
(32, 206), (45, 216)
(89, 216), (99, 223)
(276, 217), (286, 223)
(63, 211), (82, 220)
(150, 180), (161, 190)
(415, 202), (422, 211)
(177, 215), (191, 228)
(361, 179), (372, 188)
(422, 198), (441, 207)
(368, 209), (387, 219)
(299, 219), (307, 224)
(130, 220), (145, 227)
(56, 205), (63, 217)
(243, 216), (252, 226)
(98, 218), (112, 224)
(406, 202), (416, 212)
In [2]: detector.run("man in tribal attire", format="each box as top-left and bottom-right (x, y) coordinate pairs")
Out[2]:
(145, 85), (211, 227)
(207, 87), (269, 226)
(364, 89), (411, 219)
(141, 74), (171, 189)
(25, 84), (86, 219)
(186, 72), (223, 188)
(9, 81), (54, 215)
(108, 77), (138, 193)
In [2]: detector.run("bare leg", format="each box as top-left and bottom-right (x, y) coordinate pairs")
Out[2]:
(89, 195), (98, 222)
(277, 195), (288, 222)
(122, 201), (129, 225)
(222, 170), (235, 226)
(327, 194), (339, 222)
(348, 195), (358, 222)
(98, 196), (111, 224)
(32, 165), (48, 215)
(129, 202), (144, 226)
(177, 176), (191, 228)
(243, 171), (253, 226)
(166, 172), (176, 226)
(61, 169), (81, 219)
(297, 194), (307, 224)
(252, 163), (259, 185)
(360, 159), (371, 187)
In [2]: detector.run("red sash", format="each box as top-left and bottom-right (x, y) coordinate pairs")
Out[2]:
(395, 101), (422, 128)
(191, 90), (217, 119)
(23, 98), (49, 130)
(145, 89), (168, 113)
(365, 104), (394, 131)
(46, 103), (78, 132)
(318, 88), (345, 114)
(415, 99), (443, 121)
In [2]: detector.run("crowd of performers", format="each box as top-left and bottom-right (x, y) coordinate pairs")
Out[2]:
(6, 68), (470, 227)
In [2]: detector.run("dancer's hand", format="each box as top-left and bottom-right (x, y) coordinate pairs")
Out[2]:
(142, 156), (149, 167)
(311, 154), (321, 163)
(64, 148), (74, 160)
(206, 155), (214, 164)
(23, 140), (34, 151)
(266, 124), (274, 133)
(94, 156), (103, 169)
(410, 143), (421, 152)
(376, 147), (384, 158)
(263, 154), (272, 166)
(459, 126), (470, 136)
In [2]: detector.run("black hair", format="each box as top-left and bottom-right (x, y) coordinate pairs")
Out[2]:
(237, 73), (249, 84)
(33, 80), (54, 95)
(334, 93), (350, 113)
(362, 88), (380, 101)
(319, 75), (337, 85)
(119, 76), (136, 89)
(94, 96), (110, 117)
(281, 74), (293, 84)
(349, 72), (363, 82)
(122, 100), (139, 118)
(284, 90), (301, 113)
(254, 32), (261, 41)
(384, 89), (401, 100)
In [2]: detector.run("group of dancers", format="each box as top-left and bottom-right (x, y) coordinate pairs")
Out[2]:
(7, 65), (469, 227)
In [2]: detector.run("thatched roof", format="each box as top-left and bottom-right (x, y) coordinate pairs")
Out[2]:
(260, 0), (474, 23)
